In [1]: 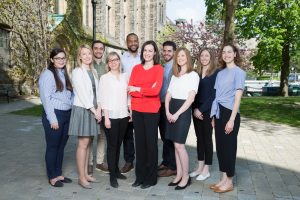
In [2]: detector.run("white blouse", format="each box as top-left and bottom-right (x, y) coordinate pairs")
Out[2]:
(168, 71), (199, 100)
(99, 72), (130, 119)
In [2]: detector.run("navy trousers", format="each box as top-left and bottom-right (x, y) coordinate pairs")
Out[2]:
(42, 109), (70, 180)
(159, 103), (176, 170)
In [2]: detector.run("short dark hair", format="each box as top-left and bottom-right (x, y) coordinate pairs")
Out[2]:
(92, 40), (105, 50)
(163, 41), (176, 51)
(140, 40), (160, 65)
(126, 33), (139, 42)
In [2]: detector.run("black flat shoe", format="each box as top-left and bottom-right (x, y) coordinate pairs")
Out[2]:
(110, 177), (119, 188)
(132, 180), (142, 187)
(140, 184), (152, 189)
(49, 180), (64, 187)
(168, 178), (182, 186)
(175, 177), (191, 190)
(61, 177), (72, 183)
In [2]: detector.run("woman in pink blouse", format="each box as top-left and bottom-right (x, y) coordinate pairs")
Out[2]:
(99, 52), (130, 188)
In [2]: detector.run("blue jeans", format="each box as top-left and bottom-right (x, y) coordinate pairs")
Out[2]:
(42, 109), (70, 180)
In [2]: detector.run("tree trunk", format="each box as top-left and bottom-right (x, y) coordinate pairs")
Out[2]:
(280, 41), (290, 97)
(223, 0), (239, 43)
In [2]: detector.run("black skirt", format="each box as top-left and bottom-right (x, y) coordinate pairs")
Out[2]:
(165, 98), (192, 144)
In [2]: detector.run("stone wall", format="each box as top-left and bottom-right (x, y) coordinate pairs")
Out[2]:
(95, 0), (166, 46)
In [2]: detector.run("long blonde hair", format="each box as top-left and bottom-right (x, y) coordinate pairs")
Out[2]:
(195, 48), (217, 77)
(76, 44), (98, 78)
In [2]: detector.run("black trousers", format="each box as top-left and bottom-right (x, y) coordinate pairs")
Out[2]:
(42, 109), (70, 180)
(132, 111), (159, 185)
(215, 105), (240, 177)
(103, 117), (129, 177)
(122, 121), (135, 163)
(192, 111), (213, 165)
(159, 103), (176, 170)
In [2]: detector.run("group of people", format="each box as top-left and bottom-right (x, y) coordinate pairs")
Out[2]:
(38, 32), (246, 193)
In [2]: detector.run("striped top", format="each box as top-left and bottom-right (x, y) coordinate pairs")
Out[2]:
(39, 68), (73, 124)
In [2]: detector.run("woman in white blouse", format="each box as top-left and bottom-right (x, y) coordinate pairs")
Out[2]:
(99, 52), (130, 188)
(165, 47), (200, 190)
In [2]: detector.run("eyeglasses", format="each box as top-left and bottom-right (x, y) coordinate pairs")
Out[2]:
(108, 58), (119, 63)
(53, 57), (66, 61)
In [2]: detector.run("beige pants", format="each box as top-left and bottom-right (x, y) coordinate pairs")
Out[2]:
(89, 126), (106, 165)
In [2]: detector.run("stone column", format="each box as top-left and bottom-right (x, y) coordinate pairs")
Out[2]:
(96, 0), (106, 36)
(115, 0), (124, 44)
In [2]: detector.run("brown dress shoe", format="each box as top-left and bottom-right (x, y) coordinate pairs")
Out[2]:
(120, 163), (134, 174)
(95, 163), (109, 173)
(88, 165), (93, 175)
(157, 164), (168, 171)
(158, 169), (177, 177)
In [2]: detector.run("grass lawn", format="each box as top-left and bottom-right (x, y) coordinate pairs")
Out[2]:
(11, 104), (43, 117)
(240, 96), (300, 127)
(10, 97), (300, 128)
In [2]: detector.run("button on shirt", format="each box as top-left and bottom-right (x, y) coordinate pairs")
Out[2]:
(210, 66), (246, 119)
(39, 69), (73, 124)
(160, 60), (173, 102)
(121, 51), (141, 76)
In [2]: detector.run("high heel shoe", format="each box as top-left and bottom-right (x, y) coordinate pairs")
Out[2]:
(175, 177), (191, 190)
(168, 178), (182, 186)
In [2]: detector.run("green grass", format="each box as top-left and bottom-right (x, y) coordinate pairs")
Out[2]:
(241, 96), (300, 127)
(11, 105), (43, 117)
(10, 97), (300, 127)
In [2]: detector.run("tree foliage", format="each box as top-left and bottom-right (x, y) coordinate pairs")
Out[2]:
(157, 21), (253, 70)
(236, 0), (300, 96)
(206, 0), (300, 96)
(0, 0), (52, 94)
(157, 22), (223, 59)
(205, 0), (239, 43)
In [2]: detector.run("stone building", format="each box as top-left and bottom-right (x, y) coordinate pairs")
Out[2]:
(54, 0), (166, 48)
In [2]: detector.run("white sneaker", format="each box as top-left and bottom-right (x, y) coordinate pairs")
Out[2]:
(189, 171), (201, 178)
(196, 173), (210, 181)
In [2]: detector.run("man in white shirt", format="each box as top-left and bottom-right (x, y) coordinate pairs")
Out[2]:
(88, 40), (109, 174)
(120, 33), (141, 174)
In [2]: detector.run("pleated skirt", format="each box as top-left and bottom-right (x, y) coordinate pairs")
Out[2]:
(165, 98), (192, 144)
(68, 105), (100, 136)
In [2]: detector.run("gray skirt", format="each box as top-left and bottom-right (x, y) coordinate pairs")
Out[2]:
(68, 105), (100, 136)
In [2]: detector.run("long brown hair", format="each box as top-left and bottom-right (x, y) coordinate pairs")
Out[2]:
(195, 48), (217, 77)
(48, 48), (72, 92)
(172, 47), (193, 77)
(219, 43), (242, 69)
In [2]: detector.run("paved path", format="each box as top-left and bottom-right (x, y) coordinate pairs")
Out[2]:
(0, 98), (299, 200)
